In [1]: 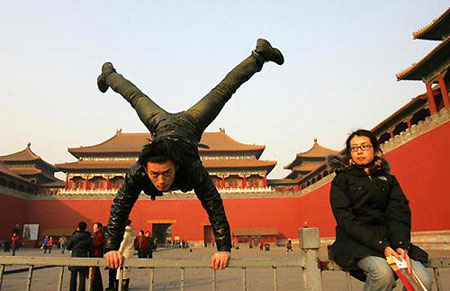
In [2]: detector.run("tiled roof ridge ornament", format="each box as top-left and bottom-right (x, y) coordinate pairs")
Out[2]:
(27, 142), (31, 148)
(116, 128), (123, 135)
(313, 137), (318, 144)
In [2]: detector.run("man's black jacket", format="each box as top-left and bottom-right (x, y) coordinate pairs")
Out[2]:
(104, 139), (231, 253)
(67, 230), (93, 258)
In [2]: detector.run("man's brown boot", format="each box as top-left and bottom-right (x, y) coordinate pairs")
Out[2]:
(254, 38), (284, 65)
(97, 62), (116, 93)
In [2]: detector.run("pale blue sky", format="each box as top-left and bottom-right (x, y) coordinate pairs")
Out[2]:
(1, 1), (448, 179)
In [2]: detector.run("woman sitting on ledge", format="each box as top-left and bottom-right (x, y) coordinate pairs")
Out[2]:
(328, 129), (432, 290)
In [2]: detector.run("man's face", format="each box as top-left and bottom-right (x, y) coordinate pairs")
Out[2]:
(145, 160), (177, 192)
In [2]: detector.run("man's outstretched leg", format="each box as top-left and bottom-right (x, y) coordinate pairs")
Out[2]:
(186, 38), (284, 134)
(97, 63), (167, 134)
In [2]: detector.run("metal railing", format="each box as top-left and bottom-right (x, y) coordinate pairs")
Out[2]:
(0, 256), (305, 291)
(0, 228), (448, 291)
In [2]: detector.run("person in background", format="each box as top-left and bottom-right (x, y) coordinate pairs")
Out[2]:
(145, 231), (154, 258)
(286, 239), (293, 254)
(11, 233), (19, 256)
(91, 222), (104, 291)
(67, 221), (93, 291)
(328, 129), (432, 290)
(115, 220), (136, 291)
(59, 235), (67, 254)
(137, 230), (149, 259)
(42, 236), (49, 254)
(48, 237), (53, 253)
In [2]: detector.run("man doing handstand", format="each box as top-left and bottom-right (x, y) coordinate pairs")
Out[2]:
(98, 38), (284, 270)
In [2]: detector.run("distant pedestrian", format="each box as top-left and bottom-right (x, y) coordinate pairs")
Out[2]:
(135, 230), (148, 258)
(145, 231), (154, 258)
(67, 221), (93, 291)
(11, 233), (19, 256)
(116, 220), (136, 291)
(48, 237), (53, 253)
(42, 236), (50, 254)
(91, 222), (104, 291)
(259, 239), (264, 251)
(286, 239), (293, 254)
(3, 240), (11, 252)
(59, 235), (67, 254)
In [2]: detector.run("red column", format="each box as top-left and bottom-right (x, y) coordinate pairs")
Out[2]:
(106, 177), (111, 190)
(242, 176), (247, 188)
(407, 117), (412, 129)
(437, 73), (450, 108)
(85, 178), (90, 190)
(263, 174), (268, 188)
(221, 176), (225, 188)
(65, 176), (68, 190)
(426, 82), (438, 114)
(389, 129), (394, 139)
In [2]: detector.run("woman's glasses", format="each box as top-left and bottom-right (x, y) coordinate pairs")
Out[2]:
(350, 144), (373, 152)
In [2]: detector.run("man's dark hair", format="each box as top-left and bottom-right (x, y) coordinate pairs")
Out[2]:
(138, 138), (183, 166)
(94, 222), (103, 230)
(78, 221), (87, 231)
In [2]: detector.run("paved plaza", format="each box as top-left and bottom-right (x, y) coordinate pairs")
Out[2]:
(1, 246), (449, 290)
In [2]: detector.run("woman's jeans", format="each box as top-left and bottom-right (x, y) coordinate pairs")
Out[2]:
(357, 256), (433, 291)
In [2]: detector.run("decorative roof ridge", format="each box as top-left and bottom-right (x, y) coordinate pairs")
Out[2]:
(396, 36), (450, 81)
(69, 130), (147, 153)
(296, 139), (338, 157)
(207, 129), (266, 149)
(283, 138), (338, 169)
(116, 131), (149, 137)
(413, 8), (450, 40)
(0, 143), (40, 161)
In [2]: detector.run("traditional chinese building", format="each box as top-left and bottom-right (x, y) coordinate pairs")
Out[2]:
(0, 160), (38, 195)
(395, 7), (449, 114)
(0, 143), (64, 193)
(268, 138), (338, 189)
(56, 128), (276, 193)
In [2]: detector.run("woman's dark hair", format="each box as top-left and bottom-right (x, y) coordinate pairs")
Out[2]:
(94, 222), (103, 230)
(345, 129), (380, 160)
(138, 138), (183, 167)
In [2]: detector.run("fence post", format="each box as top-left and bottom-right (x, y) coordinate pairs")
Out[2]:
(299, 227), (322, 291)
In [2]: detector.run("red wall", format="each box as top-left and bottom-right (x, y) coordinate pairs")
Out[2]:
(384, 122), (450, 231)
(0, 193), (27, 240)
(1, 122), (449, 241)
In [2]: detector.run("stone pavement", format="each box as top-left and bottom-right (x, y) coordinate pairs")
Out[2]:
(1, 247), (449, 290)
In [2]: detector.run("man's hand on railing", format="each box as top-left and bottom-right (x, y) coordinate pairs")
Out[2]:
(211, 251), (230, 270)
(105, 250), (124, 269)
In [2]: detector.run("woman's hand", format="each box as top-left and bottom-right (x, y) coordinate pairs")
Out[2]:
(105, 250), (124, 269)
(396, 247), (411, 274)
(384, 246), (400, 259)
(211, 251), (230, 270)
(384, 247), (411, 274)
